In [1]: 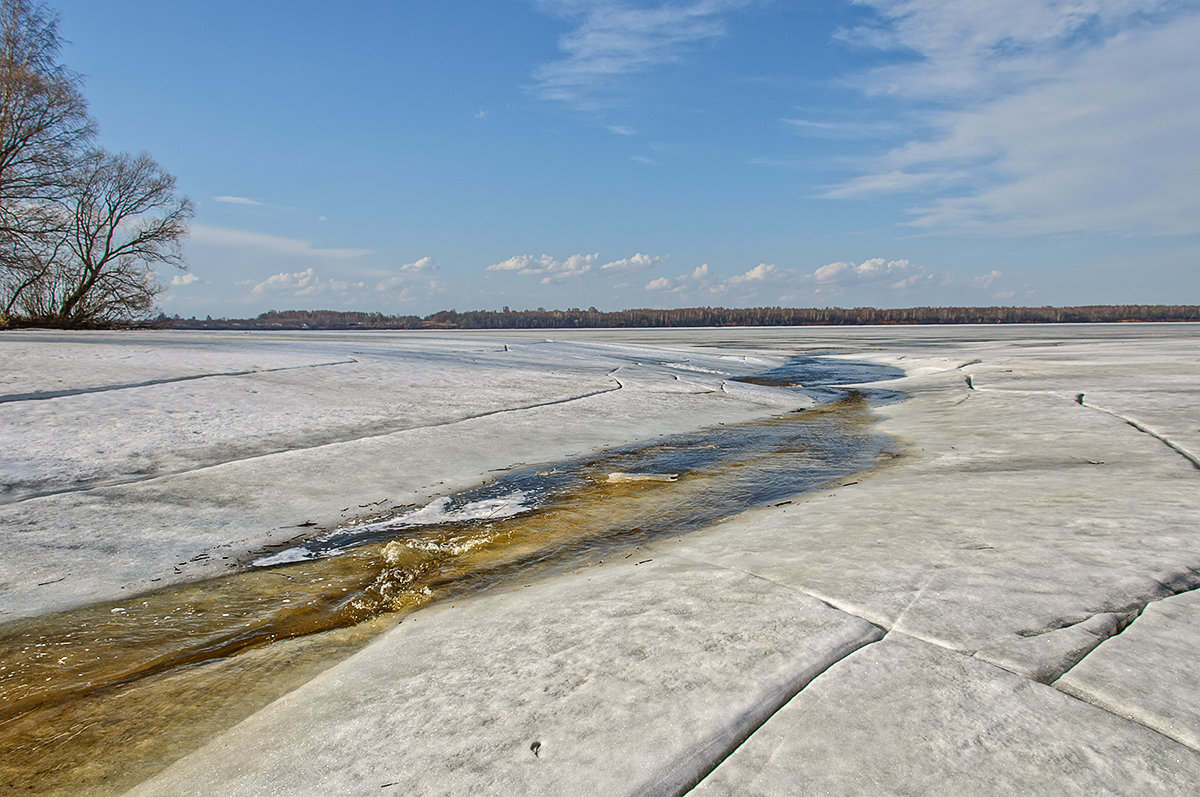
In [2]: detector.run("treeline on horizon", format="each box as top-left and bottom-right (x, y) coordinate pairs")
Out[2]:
(159, 304), (1200, 330)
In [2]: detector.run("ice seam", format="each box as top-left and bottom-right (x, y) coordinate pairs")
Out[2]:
(1049, 566), (1200, 686)
(1, 382), (624, 505)
(651, 628), (887, 797)
(1078, 394), (1200, 471)
(0, 358), (359, 404)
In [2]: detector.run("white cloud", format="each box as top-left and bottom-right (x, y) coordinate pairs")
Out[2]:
(212, 195), (264, 206)
(608, 125), (636, 135)
(401, 256), (439, 273)
(601, 252), (662, 273)
(643, 258), (946, 302)
(376, 258), (441, 292)
(807, 258), (931, 292)
(486, 252), (599, 283)
(189, 224), (373, 260)
(727, 262), (779, 284)
(530, 0), (752, 108)
(828, 3), (1200, 235)
(840, 0), (1169, 99)
(250, 268), (351, 297)
(630, 155), (657, 164)
(170, 273), (199, 286)
(973, 270), (1003, 289)
(642, 261), (799, 301)
(644, 262), (712, 293)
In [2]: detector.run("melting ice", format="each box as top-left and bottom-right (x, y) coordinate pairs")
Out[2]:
(251, 490), (534, 567)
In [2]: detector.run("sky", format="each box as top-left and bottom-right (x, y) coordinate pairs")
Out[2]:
(50, 0), (1200, 317)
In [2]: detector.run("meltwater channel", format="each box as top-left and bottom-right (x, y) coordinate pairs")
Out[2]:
(0, 358), (903, 794)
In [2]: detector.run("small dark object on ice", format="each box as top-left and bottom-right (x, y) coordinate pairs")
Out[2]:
(297, 521), (317, 527)
(530, 741), (541, 757)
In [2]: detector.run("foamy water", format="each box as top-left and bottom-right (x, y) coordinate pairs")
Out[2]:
(252, 490), (536, 567)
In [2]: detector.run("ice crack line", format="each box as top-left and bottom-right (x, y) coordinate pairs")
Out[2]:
(1077, 394), (1200, 471)
(2, 382), (624, 505)
(637, 551), (890, 796)
(1049, 565), (1200, 687)
(962, 382), (1199, 471)
(0, 358), (359, 404)
(657, 628), (885, 797)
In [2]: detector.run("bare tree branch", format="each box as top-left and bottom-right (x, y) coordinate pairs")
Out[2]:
(0, 0), (94, 322)
(49, 149), (193, 325)
(0, 2), (190, 327)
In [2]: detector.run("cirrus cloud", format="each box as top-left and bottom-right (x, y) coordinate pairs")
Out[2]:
(190, 224), (373, 260)
(826, 2), (1200, 236)
(212, 195), (264, 206)
(530, 0), (754, 108)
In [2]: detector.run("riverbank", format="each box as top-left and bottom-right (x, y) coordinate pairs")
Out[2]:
(4, 325), (1200, 793)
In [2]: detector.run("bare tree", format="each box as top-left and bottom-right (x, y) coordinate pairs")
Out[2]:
(0, 1), (191, 327)
(34, 149), (193, 325)
(0, 0), (93, 318)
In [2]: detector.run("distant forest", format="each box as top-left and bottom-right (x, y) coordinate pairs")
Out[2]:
(159, 305), (1200, 330)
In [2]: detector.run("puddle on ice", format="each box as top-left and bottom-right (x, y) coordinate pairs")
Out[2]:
(0, 358), (901, 794)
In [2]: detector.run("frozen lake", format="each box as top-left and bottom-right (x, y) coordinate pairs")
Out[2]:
(2, 325), (1199, 794)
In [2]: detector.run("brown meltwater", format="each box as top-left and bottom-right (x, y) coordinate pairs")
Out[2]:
(0, 390), (895, 794)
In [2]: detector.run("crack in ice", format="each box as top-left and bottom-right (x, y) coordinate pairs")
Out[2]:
(1, 381), (625, 506)
(1077, 395), (1200, 471)
(0, 358), (360, 404)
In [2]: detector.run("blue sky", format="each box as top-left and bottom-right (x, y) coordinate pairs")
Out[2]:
(52, 0), (1200, 316)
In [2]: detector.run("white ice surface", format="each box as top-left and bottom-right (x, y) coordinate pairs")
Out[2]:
(126, 555), (882, 797)
(0, 330), (806, 620)
(4, 324), (1200, 794)
(694, 633), (1200, 795)
(3, 331), (771, 501)
(1056, 588), (1200, 750)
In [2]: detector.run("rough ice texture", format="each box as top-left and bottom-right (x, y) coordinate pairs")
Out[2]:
(1056, 588), (1200, 751)
(126, 556), (881, 797)
(0, 331), (806, 620)
(6, 324), (1200, 794)
(694, 634), (1200, 795)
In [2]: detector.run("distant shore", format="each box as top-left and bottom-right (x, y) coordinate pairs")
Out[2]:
(7, 303), (1200, 332)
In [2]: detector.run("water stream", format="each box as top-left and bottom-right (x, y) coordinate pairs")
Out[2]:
(0, 358), (902, 794)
